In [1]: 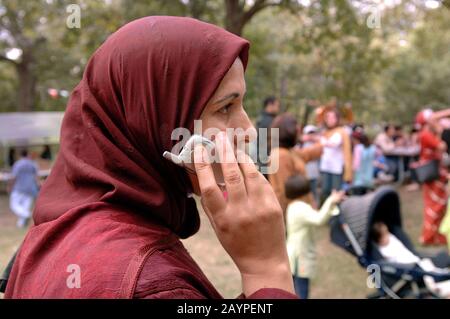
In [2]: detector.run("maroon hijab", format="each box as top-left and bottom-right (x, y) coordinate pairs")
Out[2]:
(34, 16), (249, 238)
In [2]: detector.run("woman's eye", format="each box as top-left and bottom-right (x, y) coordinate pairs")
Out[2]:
(218, 103), (232, 114)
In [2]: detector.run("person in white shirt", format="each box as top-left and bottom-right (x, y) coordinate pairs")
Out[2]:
(319, 109), (352, 204)
(371, 222), (450, 298)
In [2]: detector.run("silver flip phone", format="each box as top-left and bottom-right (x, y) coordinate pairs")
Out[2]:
(163, 134), (225, 186)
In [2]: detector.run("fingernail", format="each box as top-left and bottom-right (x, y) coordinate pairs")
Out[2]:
(194, 144), (204, 158)
(217, 131), (226, 141)
(196, 144), (211, 163)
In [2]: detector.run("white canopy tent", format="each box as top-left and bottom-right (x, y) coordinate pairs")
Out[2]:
(0, 112), (64, 147)
(0, 112), (64, 172)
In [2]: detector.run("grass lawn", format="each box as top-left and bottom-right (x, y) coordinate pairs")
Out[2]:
(0, 186), (447, 298)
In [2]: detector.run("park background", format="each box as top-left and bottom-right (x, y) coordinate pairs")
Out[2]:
(1, 0), (450, 298)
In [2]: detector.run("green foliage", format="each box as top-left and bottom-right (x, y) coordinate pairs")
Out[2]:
(0, 63), (16, 111)
(243, 1), (385, 120)
(0, 0), (124, 110)
(0, 0), (449, 125)
(380, 7), (450, 123)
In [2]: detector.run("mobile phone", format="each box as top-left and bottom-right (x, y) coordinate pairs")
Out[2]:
(163, 134), (225, 186)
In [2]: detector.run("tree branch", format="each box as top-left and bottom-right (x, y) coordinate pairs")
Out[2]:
(0, 9), (22, 39)
(242, 0), (268, 23)
(0, 54), (18, 65)
(242, 0), (284, 25)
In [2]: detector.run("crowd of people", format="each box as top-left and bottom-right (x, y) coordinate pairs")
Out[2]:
(2, 17), (449, 299)
(255, 96), (450, 298)
(6, 95), (450, 299)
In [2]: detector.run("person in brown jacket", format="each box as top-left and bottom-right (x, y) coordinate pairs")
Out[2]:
(268, 113), (323, 220)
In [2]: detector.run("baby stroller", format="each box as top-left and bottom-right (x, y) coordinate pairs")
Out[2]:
(330, 185), (450, 299)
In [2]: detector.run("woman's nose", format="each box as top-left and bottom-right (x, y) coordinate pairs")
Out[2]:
(236, 109), (257, 143)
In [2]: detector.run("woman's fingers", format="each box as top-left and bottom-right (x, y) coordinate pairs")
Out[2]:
(193, 144), (226, 215)
(237, 150), (266, 199)
(215, 132), (247, 202)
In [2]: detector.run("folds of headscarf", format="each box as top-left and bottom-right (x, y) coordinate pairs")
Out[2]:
(33, 16), (249, 238)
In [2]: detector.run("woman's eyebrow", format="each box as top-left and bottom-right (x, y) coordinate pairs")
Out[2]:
(213, 92), (239, 105)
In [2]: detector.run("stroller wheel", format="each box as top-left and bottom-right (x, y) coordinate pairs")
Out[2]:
(367, 290), (387, 299)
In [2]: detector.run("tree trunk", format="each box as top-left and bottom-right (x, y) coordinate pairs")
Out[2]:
(15, 52), (36, 112)
(224, 0), (245, 36)
(188, 0), (206, 19)
(225, 19), (245, 36)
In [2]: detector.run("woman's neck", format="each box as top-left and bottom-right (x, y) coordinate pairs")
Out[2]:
(325, 126), (340, 134)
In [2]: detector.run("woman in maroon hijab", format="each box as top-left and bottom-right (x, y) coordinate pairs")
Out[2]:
(4, 16), (296, 299)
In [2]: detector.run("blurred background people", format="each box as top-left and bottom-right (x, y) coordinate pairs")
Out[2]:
(256, 96), (280, 132)
(285, 174), (344, 299)
(7, 149), (40, 228)
(302, 125), (321, 204)
(374, 124), (398, 180)
(269, 113), (322, 221)
(255, 96), (280, 177)
(8, 148), (16, 168)
(415, 108), (449, 246)
(352, 131), (376, 192)
(405, 125), (421, 191)
(373, 146), (394, 185)
(40, 144), (52, 161)
(319, 109), (352, 204)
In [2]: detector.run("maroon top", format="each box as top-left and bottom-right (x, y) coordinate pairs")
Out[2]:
(5, 16), (296, 299)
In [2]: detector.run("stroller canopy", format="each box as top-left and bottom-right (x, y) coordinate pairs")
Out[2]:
(331, 186), (402, 257)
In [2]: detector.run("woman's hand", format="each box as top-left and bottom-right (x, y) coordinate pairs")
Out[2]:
(193, 132), (294, 296)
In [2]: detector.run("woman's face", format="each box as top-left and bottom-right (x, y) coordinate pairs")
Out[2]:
(199, 58), (253, 137)
(188, 57), (254, 194)
(324, 111), (338, 129)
